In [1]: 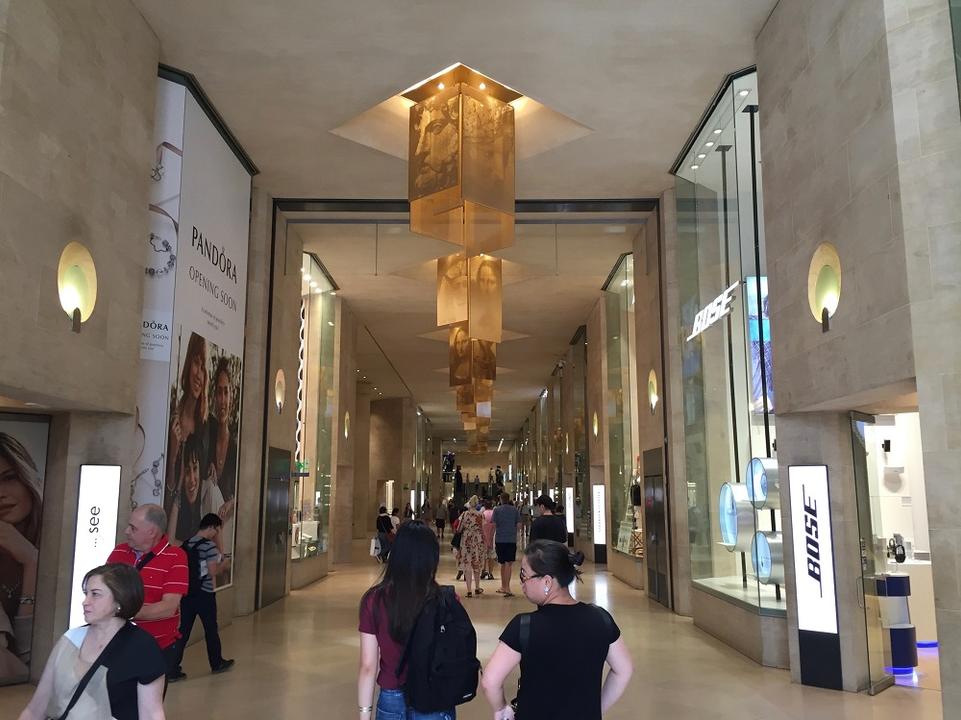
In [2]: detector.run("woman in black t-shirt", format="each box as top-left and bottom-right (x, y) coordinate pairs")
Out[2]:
(480, 541), (633, 720)
(18, 563), (166, 720)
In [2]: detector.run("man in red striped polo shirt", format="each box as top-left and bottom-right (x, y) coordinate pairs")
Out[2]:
(109, 503), (188, 683)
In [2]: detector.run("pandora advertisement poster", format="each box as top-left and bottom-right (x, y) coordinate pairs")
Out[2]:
(134, 76), (251, 591)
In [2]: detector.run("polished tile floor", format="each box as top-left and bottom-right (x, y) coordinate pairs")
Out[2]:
(0, 559), (943, 719)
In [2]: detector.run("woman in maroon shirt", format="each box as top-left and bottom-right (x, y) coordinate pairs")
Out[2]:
(357, 521), (456, 720)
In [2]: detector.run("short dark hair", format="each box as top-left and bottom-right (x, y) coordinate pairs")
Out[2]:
(379, 506), (387, 514)
(214, 356), (231, 385)
(535, 494), (555, 511)
(84, 563), (145, 620)
(525, 540), (584, 586)
(499, 492), (510, 504)
(199, 513), (223, 530)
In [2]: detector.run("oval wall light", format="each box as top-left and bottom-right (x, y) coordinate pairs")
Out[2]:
(648, 369), (659, 414)
(344, 411), (351, 440)
(807, 243), (841, 332)
(592, 411), (599, 438)
(57, 242), (98, 332)
(274, 369), (286, 413)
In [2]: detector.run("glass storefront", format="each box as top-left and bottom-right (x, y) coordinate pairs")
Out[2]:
(291, 253), (336, 561)
(675, 70), (783, 614)
(604, 254), (643, 557)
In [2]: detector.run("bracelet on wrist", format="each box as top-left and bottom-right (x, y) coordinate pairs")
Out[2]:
(359, 705), (373, 713)
(19, 596), (35, 605)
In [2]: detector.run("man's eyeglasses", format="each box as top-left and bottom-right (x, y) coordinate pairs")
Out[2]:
(519, 568), (545, 583)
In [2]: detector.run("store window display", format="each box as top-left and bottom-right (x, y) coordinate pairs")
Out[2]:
(291, 254), (336, 561)
(675, 71), (782, 614)
(604, 254), (644, 558)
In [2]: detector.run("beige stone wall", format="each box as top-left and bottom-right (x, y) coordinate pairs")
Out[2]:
(352, 386), (373, 537)
(330, 300), (358, 564)
(0, 0), (158, 678)
(759, 0), (914, 414)
(883, 1), (961, 708)
(0, 0), (158, 413)
(232, 185), (272, 616)
(660, 188), (693, 617)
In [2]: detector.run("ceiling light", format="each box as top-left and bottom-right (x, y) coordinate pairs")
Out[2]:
(327, 320), (334, 326)
(620, 279), (630, 287)
(329, 291), (337, 296)
(738, 89), (750, 97)
(438, 82), (445, 90)
(479, 82), (487, 90)
(713, 128), (723, 135)
(304, 274), (311, 283)
(705, 141), (715, 147)
(690, 164), (700, 170)
(310, 281), (318, 288)
(697, 153), (706, 159)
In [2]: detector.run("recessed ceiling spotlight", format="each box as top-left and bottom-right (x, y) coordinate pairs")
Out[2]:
(329, 291), (337, 296)
(713, 128), (723, 135)
(479, 82), (487, 90)
(697, 153), (706, 159)
(705, 141), (715, 147)
(738, 89), (750, 97)
(690, 164), (700, 170)
(327, 320), (334, 326)
(438, 82), (446, 90)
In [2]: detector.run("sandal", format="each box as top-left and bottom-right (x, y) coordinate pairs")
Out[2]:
(467, 592), (473, 598)
(495, 589), (507, 594)
(503, 591), (515, 597)
(475, 588), (484, 595)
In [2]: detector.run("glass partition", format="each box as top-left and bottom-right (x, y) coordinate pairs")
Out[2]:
(292, 253), (336, 560)
(675, 71), (782, 614)
(605, 254), (641, 555)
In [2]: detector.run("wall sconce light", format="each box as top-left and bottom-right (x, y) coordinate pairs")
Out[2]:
(57, 242), (97, 333)
(592, 411), (599, 438)
(808, 243), (841, 333)
(274, 369), (286, 413)
(648, 369), (659, 414)
(344, 411), (350, 440)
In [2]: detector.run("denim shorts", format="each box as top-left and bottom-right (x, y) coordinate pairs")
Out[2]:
(376, 688), (455, 720)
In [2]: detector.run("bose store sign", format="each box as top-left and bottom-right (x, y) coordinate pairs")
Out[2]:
(789, 465), (842, 691)
(686, 282), (740, 342)
(69, 465), (121, 628)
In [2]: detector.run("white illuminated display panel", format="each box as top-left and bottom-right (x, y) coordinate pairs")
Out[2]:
(592, 484), (606, 544)
(565, 487), (574, 533)
(70, 465), (121, 628)
(789, 466), (838, 635)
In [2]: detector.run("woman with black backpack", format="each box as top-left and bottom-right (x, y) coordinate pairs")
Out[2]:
(480, 540), (633, 720)
(358, 520), (478, 720)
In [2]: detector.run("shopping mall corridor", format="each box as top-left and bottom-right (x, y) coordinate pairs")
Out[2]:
(0, 559), (942, 719)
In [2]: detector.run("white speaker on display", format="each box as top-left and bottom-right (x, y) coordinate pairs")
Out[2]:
(746, 457), (780, 510)
(718, 482), (754, 553)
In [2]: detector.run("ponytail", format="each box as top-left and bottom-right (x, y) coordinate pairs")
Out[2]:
(525, 540), (584, 586)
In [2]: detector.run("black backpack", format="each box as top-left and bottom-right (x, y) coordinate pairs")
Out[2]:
(398, 586), (480, 712)
(183, 538), (205, 597)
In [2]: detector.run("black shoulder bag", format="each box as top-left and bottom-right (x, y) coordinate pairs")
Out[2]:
(50, 622), (134, 720)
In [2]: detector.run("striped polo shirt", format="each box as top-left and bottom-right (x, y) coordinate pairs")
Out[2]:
(108, 537), (188, 649)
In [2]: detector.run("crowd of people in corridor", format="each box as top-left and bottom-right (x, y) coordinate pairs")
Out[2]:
(361, 492), (634, 720)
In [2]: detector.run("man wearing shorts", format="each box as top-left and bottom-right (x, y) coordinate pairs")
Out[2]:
(491, 493), (521, 597)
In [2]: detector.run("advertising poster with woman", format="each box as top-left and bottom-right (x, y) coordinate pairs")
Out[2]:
(0, 413), (49, 685)
(135, 75), (252, 591)
(165, 333), (240, 588)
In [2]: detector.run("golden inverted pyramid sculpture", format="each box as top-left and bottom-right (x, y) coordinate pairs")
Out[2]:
(406, 65), (518, 451)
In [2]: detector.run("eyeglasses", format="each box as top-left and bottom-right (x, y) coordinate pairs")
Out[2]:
(519, 568), (545, 583)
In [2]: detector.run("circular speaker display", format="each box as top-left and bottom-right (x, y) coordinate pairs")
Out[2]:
(746, 457), (780, 510)
(719, 482), (754, 552)
(751, 531), (784, 585)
